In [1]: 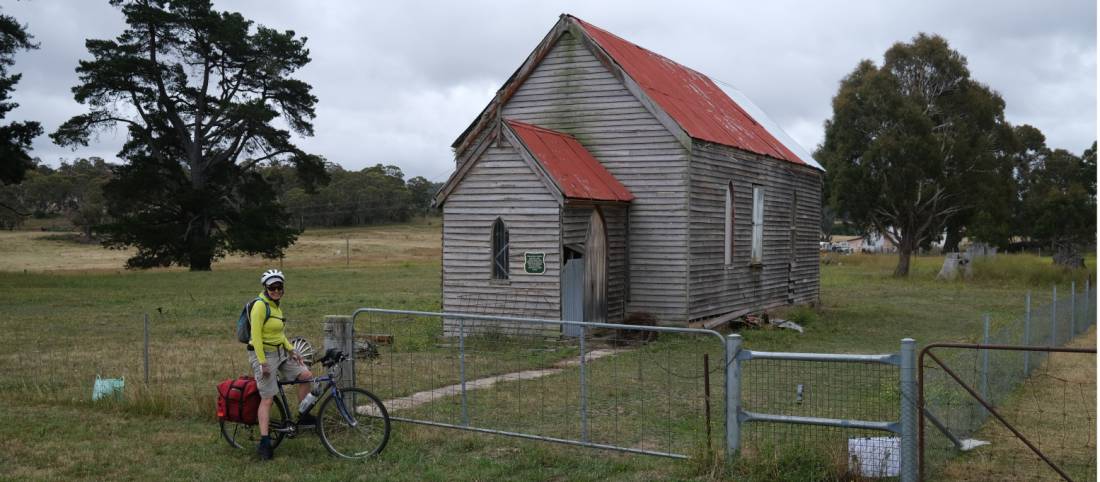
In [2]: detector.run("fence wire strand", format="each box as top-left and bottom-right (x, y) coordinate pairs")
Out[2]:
(10, 278), (1092, 478)
(742, 357), (903, 476)
(355, 310), (724, 458)
(922, 283), (1096, 481)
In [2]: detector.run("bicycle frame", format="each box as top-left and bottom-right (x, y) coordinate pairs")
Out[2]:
(274, 372), (357, 428)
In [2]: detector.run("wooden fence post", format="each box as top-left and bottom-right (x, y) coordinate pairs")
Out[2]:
(323, 315), (355, 390)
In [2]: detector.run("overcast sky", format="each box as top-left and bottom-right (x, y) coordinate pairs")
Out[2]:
(5, 0), (1097, 183)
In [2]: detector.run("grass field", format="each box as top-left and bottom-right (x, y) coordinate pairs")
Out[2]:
(0, 216), (441, 272)
(0, 220), (1093, 481)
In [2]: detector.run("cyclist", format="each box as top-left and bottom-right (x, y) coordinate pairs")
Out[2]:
(249, 269), (315, 460)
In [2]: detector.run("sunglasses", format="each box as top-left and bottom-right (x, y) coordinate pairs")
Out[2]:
(267, 284), (285, 291)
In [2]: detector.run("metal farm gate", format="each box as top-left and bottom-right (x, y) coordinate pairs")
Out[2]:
(920, 343), (1097, 481)
(728, 337), (919, 480)
(349, 309), (728, 459)
(317, 308), (923, 481)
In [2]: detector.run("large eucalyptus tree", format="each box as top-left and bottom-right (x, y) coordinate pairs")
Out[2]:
(1024, 143), (1096, 269)
(817, 33), (1011, 277)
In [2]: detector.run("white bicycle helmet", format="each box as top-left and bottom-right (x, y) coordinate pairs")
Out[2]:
(261, 269), (285, 287)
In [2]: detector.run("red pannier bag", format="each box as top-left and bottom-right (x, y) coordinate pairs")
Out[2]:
(217, 376), (260, 424)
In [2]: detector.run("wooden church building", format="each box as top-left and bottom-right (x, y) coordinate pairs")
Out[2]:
(433, 15), (824, 329)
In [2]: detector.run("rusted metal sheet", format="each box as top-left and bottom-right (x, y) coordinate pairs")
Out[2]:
(506, 119), (635, 203)
(572, 16), (816, 170)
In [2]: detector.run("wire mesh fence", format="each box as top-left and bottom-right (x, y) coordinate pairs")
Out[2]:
(741, 358), (903, 475)
(352, 309), (727, 458)
(9, 303), (912, 470)
(732, 343), (916, 480)
(921, 282), (1097, 480)
(6, 309), (330, 421)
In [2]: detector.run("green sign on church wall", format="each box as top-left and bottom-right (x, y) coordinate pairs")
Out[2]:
(524, 252), (545, 274)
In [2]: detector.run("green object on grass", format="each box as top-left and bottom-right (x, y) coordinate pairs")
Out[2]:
(92, 375), (124, 401)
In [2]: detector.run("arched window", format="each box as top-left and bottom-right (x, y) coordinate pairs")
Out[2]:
(491, 217), (509, 280)
(725, 182), (735, 266)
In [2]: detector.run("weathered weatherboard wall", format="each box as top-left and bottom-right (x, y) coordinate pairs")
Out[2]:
(441, 137), (562, 335)
(687, 141), (821, 321)
(496, 31), (691, 323)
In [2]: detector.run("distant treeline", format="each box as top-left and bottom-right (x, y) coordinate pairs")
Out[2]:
(0, 157), (110, 238)
(0, 158), (443, 234)
(263, 162), (442, 228)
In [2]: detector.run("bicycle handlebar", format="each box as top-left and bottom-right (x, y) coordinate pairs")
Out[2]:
(318, 348), (349, 368)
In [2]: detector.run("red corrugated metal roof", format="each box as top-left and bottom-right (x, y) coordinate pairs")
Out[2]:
(506, 120), (635, 203)
(572, 16), (806, 167)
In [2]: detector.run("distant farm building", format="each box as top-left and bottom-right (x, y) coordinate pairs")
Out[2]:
(829, 235), (863, 253)
(829, 233), (898, 254)
(434, 14), (824, 329)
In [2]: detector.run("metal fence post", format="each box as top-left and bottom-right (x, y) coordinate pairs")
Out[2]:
(459, 316), (468, 427)
(1071, 281), (1077, 336)
(981, 314), (990, 403)
(725, 334), (742, 461)
(143, 313), (150, 384)
(1051, 285), (1058, 346)
(703, 353), (712, 452)
(1023, 291), (1031, 374)
(899, 338), (917, 482)
(579, 325), (588, 443)
(1087, 278), (1092, 330)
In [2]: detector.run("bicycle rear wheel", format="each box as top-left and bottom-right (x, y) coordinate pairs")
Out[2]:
(220, 397), (289, 450)
(317, 388), (391, 459)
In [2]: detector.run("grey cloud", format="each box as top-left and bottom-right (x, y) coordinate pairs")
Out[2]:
(3, 0), (1095, 179)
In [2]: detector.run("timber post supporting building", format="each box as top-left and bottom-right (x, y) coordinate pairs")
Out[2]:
(434, 14), (824, 331)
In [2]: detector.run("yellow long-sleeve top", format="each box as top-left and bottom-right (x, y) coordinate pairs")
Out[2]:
(249, 292), (292, 363)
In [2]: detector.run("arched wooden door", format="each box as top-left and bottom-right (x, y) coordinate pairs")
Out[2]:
(583, 209), (608, 324)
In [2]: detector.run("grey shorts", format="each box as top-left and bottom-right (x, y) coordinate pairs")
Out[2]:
(249, 346), (309, 398)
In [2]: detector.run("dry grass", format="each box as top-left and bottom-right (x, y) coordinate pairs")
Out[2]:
(0, 216), (441, 272)
(224, 220), (441, 270)
(821, 252), (1094, 288)
(938, 327), (1096, 481)
(0, 230), (133, 272)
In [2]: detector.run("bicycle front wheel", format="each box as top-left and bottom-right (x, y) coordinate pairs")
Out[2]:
(317, 388), (391, 459)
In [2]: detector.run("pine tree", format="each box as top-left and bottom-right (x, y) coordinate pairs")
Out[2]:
(0, 9), (41, 187)
(52, 0), (327, 270)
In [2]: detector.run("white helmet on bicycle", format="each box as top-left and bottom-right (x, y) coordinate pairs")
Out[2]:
(261, 269), (285, 287)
